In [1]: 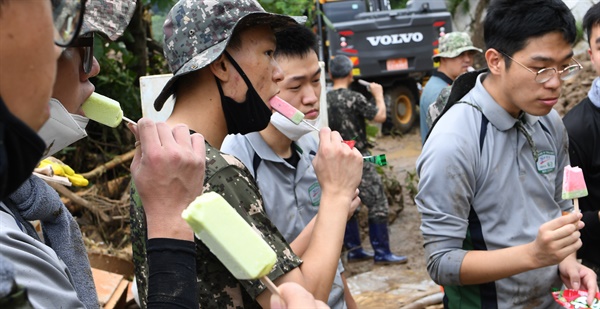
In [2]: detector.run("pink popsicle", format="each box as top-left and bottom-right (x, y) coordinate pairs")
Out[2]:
(269, 96), (305, 125)
(562, 165), (588, 212)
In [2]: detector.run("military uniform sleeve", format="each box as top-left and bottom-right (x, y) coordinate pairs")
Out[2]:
(353, 92), (378, 121)
(206, 163), (303, 299)
(129, 184), (149, 309)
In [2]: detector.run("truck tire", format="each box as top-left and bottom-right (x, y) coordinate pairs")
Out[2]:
(387, 85), (417, 134)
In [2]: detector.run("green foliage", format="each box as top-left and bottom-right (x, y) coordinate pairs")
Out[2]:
(576, 20), (584, 45)
(377, 165), (404, 213)
(390, 0), (409, 9)
(144, 0), (176, 12)
(151, 14), (167, 43)
(404, 169), (419, 201)
(447, 0), (469, 16)
(259, 0), (312, 16)
(366, 123), (379, 137)
(92, 35), (141, 120)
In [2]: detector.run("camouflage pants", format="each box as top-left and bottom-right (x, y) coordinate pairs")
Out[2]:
(357, 160), (388, 222)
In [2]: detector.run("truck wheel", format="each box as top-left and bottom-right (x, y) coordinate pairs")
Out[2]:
(387, 85), (417, 134)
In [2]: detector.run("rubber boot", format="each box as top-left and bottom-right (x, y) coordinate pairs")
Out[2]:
(369, 220), (408, 264)
(344, 216), (374, 262)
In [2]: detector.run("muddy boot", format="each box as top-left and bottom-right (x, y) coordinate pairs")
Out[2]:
(369, 219), (408, 264)
(344, 217), (374, 262)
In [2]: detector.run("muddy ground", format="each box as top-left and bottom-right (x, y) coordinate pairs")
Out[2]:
(342, 129), (442, 309)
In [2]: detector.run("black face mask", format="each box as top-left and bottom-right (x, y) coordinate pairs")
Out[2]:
(0, 97), (46, 200)
(216, 51), (273, 135)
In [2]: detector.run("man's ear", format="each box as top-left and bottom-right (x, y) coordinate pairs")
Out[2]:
(486, 48), (503, 75)
(209, 53), (230, 82)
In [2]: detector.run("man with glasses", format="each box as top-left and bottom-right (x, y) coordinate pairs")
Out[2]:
(416, 0), (598, 307)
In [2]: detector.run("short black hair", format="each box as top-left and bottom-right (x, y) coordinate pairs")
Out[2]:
(328, 55), (353, 79)
(274, 24), (317, 60)
(484, 0), (576, 67)
(583, 2), (600, 46)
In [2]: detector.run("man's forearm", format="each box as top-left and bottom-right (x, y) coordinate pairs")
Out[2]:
(460, 244), (539, 285)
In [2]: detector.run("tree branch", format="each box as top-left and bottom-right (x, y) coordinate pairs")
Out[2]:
(81, 149), (135, 180)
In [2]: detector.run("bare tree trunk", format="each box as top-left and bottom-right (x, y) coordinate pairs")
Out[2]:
(470, 0), (489, 69)
(124, 0), (148, 83)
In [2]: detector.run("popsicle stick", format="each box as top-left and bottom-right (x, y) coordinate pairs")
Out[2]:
(122, 116), (137, 125)
(302, 119), (320, 131)
(260, 276), (280, 297)
(574, 198), (580, 214)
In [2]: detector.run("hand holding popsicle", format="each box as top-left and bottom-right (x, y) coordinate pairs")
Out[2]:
(312, 128), (363, 197)
(130, 119), (205, 240)
(182, 192), (280, 296)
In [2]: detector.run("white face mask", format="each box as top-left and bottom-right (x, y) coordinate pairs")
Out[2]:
(38, 99), (89, 158)
(270, 111), (321, 141)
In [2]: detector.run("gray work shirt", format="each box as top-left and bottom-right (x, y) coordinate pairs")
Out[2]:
(0, 202), (84, 308)
(222, 132), (347, 309)
(416, 73), (571, 308)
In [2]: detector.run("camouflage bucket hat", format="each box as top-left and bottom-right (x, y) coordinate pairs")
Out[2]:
(80, 0), (136, 41)
(433, 32), (482, 60)
(154, 0), (303, 111)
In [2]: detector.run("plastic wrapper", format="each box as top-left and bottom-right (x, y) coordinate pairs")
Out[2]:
(552, 289), (600, 309)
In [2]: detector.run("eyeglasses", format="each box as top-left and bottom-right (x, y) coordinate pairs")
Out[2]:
(52, 0), (86, 47)
(70, 33), (94, 74)
(499, 51), (582, 84)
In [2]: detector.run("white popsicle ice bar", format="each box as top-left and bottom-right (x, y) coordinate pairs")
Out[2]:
(82, 92), (124, 128)
(562, 165), (588, 200)
(181, 191), (277, 280)
(269, 96), (305, 125)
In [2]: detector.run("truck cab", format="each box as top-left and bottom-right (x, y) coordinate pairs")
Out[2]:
(318, 0), (452, 133)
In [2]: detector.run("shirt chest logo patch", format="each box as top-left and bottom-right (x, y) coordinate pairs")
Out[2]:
(308, 182), (321, 207)
(536, 151), (556, 174)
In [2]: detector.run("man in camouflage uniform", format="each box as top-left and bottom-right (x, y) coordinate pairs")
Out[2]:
(419, 31), (481, 144)
(327, 55), (407, 264)
(130, 1), (365, 308)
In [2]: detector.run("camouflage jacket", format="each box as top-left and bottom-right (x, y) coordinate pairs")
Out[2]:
(326, 88), (378, 153)
(426, 85), (452, 130)
(130, 141), (302, 308)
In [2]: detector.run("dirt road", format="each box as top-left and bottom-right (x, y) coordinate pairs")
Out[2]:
(343, 129), (443, 308)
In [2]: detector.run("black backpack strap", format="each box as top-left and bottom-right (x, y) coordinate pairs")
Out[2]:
(424, 68), (490, 155)
(480, 115), (489, 154)
(252, 152), (262, 180)
(425, 68), (488, 144)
